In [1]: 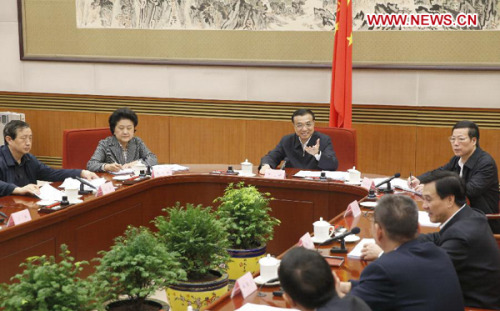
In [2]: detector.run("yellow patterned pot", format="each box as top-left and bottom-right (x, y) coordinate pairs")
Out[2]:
(226, 244), (266, 281)
(166, 271), (228, 311)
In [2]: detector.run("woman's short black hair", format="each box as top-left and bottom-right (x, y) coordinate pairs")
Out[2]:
(109, 108), (138, 135)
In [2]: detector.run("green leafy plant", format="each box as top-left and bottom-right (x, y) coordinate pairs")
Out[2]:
(214, 182), (280, 249)
(153, 202), (230, 281)
(91, 226), (186, 310)
(0, 244), (97, 311)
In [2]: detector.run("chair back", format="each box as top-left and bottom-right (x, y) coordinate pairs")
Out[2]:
(315, 127), (357, 171)
(62, 127), (109, 169)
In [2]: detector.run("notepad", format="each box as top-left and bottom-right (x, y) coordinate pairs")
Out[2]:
(347, 238), (376, 259)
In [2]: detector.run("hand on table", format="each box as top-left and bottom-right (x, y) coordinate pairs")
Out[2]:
(122, 161), (139, 169)
(81, 170), (99, 180)
(259, 164), (271, 175)
(361, 243), (383, 261)
(104, 163), (123, 172)
(13, 184), (40, 196)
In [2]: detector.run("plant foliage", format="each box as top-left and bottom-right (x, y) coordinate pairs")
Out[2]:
(92, 226), (186, 309)
(214, 182), (280, 249)
(153, 202), (230, 280)
(0, 244), (97, 311)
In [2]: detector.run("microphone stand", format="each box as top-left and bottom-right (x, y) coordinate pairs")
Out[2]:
(257, 277), (279, 297)
(330, 238), (348, 254)
(378, 180), (394, 194)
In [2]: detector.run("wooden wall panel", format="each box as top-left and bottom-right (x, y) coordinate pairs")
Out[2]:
(24, 110), (97, 157)
(415, 127), (454, 175)
(353, 124), (417, 177)
(169, 117), (246, 164)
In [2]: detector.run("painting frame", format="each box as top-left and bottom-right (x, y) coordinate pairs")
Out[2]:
(18, 0), (500, 69)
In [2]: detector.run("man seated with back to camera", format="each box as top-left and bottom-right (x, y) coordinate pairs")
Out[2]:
(0, 120), (98, 197)
(259, 109), (338, 174)
(336, 195), (464, 311)
(408, 120), (500, 233)
(362, 171), (500, 309)
(278, 246), (371, 311)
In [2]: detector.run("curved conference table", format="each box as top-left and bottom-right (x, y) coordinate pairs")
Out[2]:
(0, 165), (367, 284)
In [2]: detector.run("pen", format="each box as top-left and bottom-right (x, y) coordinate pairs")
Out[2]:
(45, 202), (60, 209)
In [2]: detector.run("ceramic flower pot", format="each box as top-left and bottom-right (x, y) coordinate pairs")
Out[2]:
(105, 298), (168, 311)
(166, 271), (228, 311)
(226, 244), (267, 280)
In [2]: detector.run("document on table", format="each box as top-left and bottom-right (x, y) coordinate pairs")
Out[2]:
(110, 169), (134, 175)
(293, 170), (348, 181)
(347, 238), (376, 259)
(36, 184), (63, 201)
(59, 177), (107, 191)
(236, 303), (299, 311)
(418, 211), (440, 227)
(152, 164), (189, 171)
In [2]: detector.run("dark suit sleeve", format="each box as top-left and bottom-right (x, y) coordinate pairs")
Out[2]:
(318, 135), (338, 171)
(260, 137), (286, 169)
(0, 181), (16, 197)
(463, 156), (497, 199)
(349, 261), (395, 310)
(33, 156), (82, 182)
(418, 232), (441, 244)
(417, 156), (455, 181)
(435, 231), (469, 271)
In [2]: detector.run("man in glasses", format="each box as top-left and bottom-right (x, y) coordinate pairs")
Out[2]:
(259, 109), (338, 174)
(409, 120), (499, 233)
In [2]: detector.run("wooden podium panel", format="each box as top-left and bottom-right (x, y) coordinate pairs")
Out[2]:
(0, 167), (367, 284)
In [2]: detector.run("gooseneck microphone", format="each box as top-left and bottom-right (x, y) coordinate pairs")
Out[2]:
(320, 227), (361, 245)
(326, 227), (361, 254)
(375, 173), (401, 194)
(74, 176), (96, 195)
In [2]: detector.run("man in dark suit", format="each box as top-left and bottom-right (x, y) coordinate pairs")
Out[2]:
(278, 247), (371, 311)
(259, 109), (338, 174)
(418, 171), (500, 309)
(409, 120), (500, 233)
(337, 195), (464, 311)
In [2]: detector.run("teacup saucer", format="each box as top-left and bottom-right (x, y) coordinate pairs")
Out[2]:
(344, 235), (361, 243)
(345, 180), (361, 186)
(311, 236), (331, 244)
(254, 275), (280, 286)
(360, 201), (377, 208)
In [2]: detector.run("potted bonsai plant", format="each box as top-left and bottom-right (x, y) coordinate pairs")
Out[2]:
(153, 202), (230, 311)
(0, 244), (98, 311)
(92, 226), (186, 311)
(214, 182), (280, 280)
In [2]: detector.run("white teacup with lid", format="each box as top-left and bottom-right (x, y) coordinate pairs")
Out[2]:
(313, 217), (335, 241)
(259, 254), (280, 282)
(133, 162), (147, 176)
(240, 159), (253, 175)
(347, 166), (361, 184)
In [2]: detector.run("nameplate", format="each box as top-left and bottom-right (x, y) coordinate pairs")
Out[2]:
(152, 166), (173, 178)
(96, 182), (115, 197)
(230, 272), (257, 299)
(297, 232), (315, 250)
(264, 169), (286, 179)
(361, 177), (375, 191)
(7, 209), (32, 227)
(344, 200), (361, 218)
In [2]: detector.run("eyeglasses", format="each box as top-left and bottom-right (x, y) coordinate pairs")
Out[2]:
(294, 122), (314, 130)
(448, 136), (469, 143)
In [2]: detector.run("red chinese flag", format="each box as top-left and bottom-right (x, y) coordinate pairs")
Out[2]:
(329, 0), (353, 128)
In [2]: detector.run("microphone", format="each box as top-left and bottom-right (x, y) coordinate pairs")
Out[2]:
(320, 227), (360, 245)
(257, 277), (279, 297)
(329, 227), (361, 254)
(280, 158), (288, 170)
(375, 173), (401, 187)
(74, 176), (96, 195)
(375, 173), (400, 194)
